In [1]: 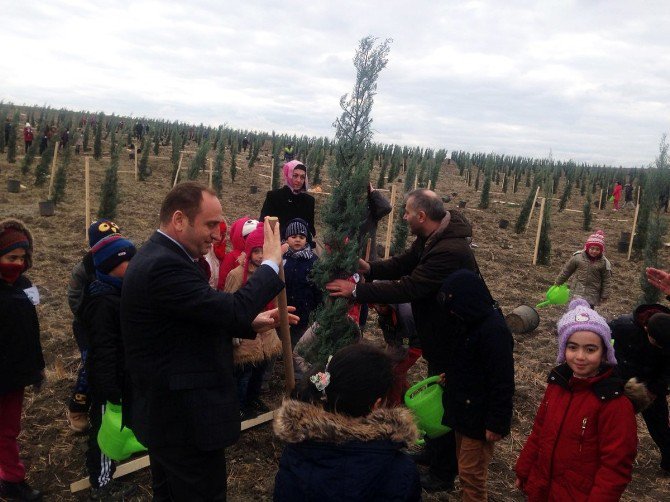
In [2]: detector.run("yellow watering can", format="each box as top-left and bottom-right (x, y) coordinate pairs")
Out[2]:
(536, 284), (570, 308)
(404, 376), (451, 440)
(97, 402), (147, 461)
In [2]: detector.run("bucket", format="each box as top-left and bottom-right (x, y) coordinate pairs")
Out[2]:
(498, 219), (509, 229)
(404, 376), (450, 439)
(536, 284), (570, 308)
(249, 185), (258, 194)
(38, 201), (55, 217)
(97, 402), (147, 461)
(7, 179), (20, 193)
(620, 231), (631, 242)
(617, 240), (628, 253)
(458, 200), (467, 208)
(505, 305), (540, 334)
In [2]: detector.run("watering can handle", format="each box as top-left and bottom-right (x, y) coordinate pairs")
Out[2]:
(406, 375), (442, 397)
(536, 300), (551, 308)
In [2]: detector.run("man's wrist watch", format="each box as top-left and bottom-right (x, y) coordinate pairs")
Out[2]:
(352, 284), (357, 299)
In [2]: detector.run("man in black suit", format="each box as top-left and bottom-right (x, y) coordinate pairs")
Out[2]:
(121, 181), (290, 500)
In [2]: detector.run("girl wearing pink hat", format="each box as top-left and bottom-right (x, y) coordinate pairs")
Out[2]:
(555, 230), (612, 308)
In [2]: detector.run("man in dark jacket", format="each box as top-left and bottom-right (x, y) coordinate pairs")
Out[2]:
(121, 182), (290, 500)
(327, 188), (477, 492)
(611, 303), (670, 473)
(437, 269), (514, 500)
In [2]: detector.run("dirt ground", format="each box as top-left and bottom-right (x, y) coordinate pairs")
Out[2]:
(1, 134), (669, 501)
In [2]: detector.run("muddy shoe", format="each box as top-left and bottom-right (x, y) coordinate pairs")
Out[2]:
(0, 479), (43, 501)
(67, 410), (90, 432)
(89, 479), (136, 501)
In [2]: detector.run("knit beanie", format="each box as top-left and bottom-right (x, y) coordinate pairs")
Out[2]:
(242, 219), (260, 238)
(556, 298), (616, 365)
(88, 219), (120, 247)
(0, 227), (30, 257)
(212, 221), (228, 261)
(584, 230), (606, 254)
(647, 313), (670, 353)
(284, 218), (310, 240)
(633, 303), (670, 329)
(91, 234), (136, 274)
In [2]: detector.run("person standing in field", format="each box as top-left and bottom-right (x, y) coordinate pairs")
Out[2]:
(121, 182), (294, 499)
(23, 123), (33, 153)
(326, 188), (477, 493)
(623, 181), (635, 209)
(612, 180), (622, 211)
(554, 230), (611, 308)
(0, 219), (44, 502)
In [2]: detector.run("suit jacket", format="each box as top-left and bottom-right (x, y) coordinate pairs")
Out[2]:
(121, 231), (284, 450)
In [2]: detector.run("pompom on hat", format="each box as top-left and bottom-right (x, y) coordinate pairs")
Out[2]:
(556, 298), (616, 365)
(91, 234), (136, 274)
(88, 219), (120, 247)
(584, 230), (606, 254)
(241, 219), (259, 238)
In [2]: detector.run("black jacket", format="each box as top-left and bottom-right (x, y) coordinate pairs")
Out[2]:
(0, 275), (45, 395)
(81, 280), (124, 404)
(611, 314), (670, 397)
(121, 231), (284, 450)
(357, 210), (476, 369)
(437, 269), (515, 440)
(359, 189), (392, 261)
(260, 186), (316, 243)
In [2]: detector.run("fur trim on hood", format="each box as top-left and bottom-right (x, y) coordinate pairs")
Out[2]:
(273, 399), (418, 446)
(0, 218), (34, 270)
(624, 377), (653, 413)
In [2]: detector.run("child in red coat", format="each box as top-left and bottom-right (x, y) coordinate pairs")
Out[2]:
(515, 299), (646, 501)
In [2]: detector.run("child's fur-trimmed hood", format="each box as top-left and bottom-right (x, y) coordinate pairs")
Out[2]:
(273, 399), (419, 446)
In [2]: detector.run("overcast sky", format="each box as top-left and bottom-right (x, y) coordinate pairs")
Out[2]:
(2, 0), (669, 167)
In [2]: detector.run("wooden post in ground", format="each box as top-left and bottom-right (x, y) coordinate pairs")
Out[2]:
(173, 152), (183, 187)
(532, 197), (546, 265)
(384, 184), (397, 259)
(427, 180), (432, 190)
(627, 204), (640, 261)
(84, 157), (90, 243)
(525, 186), (541, 232)
(134, 145), (138, 181)
(636, 186), (641, 205)
(268, 217), (295, 393)
(364, 238), (372, 261)
(48, 141), (59, 199)
(270, 157), (274, 188)
(413, 174), (418, 190)
(208, 159), (213, 188)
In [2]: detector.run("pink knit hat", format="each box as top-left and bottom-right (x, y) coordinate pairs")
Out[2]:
(556, 298), (616, 365)
(584, 230), (605, 253)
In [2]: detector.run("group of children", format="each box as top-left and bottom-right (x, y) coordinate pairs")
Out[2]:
(1, 187), (669, 501)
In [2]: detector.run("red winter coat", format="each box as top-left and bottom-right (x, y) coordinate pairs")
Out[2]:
(515, 364), (638, 502)
(24, 127), (33, 142)
(218, 216), (249, 290)
(613, 184), (622, 203)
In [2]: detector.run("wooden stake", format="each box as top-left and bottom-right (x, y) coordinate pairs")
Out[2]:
(636, 186), (641, 205)
(268, 217), (295, 393)
(384, 184), (397, 259)
(48, 141), (59, 199)
(627, 204), (640, 261)
(364, 238), (372, 261)
(70, 410), (276, 493)
(84, 157), (90, 243)
(413, 174), (418, 190)
(208, 159), (213, 188)
(134, 145), (138, 181)
(173, 152), (183, 187)
(525, 186), (541, 232)
(270, 157), (275, 188)
(532, 197), (546, 265)
(427, 180), (432, 190)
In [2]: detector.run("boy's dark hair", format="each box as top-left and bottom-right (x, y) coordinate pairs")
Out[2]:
(295, 343), (394, 418)
(159, 181), (217, 224)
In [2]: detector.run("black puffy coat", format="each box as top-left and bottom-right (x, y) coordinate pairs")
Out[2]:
(437, 269), (515, 440)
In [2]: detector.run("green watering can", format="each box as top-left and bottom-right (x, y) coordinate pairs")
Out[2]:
(404, 376), (451, 441)
(97, 402), (147, 461)
(536, 284), (570, 308)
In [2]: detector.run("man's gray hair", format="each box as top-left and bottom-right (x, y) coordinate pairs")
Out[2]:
(407, 189), (446, 221)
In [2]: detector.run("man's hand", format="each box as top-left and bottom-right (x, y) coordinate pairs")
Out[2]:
(325, 279), (355, 298)
(485, 430), (502, 442)
(251, 306), (298, 331)
(646, 267), (670, 295)
(262, 217), (283, 266)
(358, 258), (371, 275)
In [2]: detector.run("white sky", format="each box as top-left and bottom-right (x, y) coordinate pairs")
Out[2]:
(2, 0), (669, 167)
